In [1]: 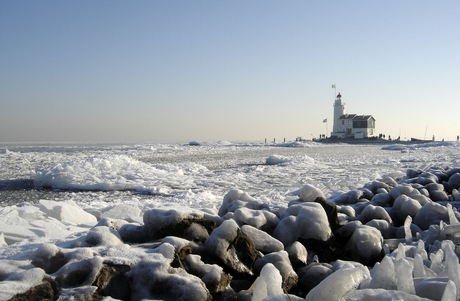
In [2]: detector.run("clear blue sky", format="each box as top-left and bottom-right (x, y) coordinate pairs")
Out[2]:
(1, 1), (459, 142)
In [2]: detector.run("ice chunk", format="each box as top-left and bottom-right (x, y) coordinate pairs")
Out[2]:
(305, 264), (370, 301)
(99, 204), (141, 221)
(38, 199), (97, 225)
(252, 263), (284, 301)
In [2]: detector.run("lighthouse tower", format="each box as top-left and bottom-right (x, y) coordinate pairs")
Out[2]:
(332, 93), (345, 134)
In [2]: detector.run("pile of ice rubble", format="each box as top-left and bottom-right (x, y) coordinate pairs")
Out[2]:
(2, 167), (460, 300)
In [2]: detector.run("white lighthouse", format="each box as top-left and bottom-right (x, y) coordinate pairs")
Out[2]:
(332, 93), (345, 134)
(330, 92), (376, 139)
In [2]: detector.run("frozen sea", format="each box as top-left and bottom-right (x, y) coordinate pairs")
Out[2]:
(1, 139), (459, 244)
(1, 140), (460, 210)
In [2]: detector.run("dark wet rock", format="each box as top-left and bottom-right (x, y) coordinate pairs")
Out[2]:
(314, 197), (341, 230)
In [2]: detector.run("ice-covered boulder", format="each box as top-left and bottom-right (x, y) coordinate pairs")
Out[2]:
(286, 241), (307, 268)
(273, 203), (332, 246)
(128, 255), (211, 301)
(0, 267), (54, 301)
(299, 184), (325, 202)
(218, 189), (268, 216)
(73, 226), (124, 247)
(252, 263), (284, 301)
(333, 189), (364, 205)
(233, 207), (279, 231)
(358, 204), (393, 225)
(344, 225), (384, 266)
(414, 202), (449, 230)
(297, 263), (332, 295)
(54, 256), (104, 288)
(32, 243), (68, 274)
(254, 251), (298, 293)
(305, 264), (370, 301)
(184, 254), (232, 294)
(241, 225), (284, 254)
(120, 207), (219, 243)
(204, 219), (261, 275)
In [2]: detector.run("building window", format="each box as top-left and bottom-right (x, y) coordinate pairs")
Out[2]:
(348, 120), (351, 125)
(342, 120), (344, 125)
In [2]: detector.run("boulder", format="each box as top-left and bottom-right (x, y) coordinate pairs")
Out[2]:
(241, 225), (284, 254)
(254, 251), (298, 293)
(204, 219), (261, 276)
(273, 203), (332, 246)
(344, 225), (384, 266)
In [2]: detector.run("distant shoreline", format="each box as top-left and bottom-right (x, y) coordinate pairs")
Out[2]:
(316, 137), (435, 145)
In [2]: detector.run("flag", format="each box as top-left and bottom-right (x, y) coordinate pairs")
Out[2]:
(332, 84), (336, 89)
(323, 118), (327, 123)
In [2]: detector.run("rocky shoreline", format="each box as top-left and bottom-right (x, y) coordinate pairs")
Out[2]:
(2, 166), (460, 300)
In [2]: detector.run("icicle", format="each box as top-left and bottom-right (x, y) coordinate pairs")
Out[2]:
(447, 252), (460, 298)
(453, 189), (460, 202)
(415, 240), (428, 261)
(447, 203), (459, 225)
(395, 258), (415, 294)
(396, 243), (406, 261)
(430, 248), (445, 274)
(414, 253), (426, 278)
(441, 280), (457, 301)
(404, 215), (412, 241)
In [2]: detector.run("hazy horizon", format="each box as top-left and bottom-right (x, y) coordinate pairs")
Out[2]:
(1, 1), (459, 142)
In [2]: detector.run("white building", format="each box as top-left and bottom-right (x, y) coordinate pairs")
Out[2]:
(331, 93), (375, 139)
